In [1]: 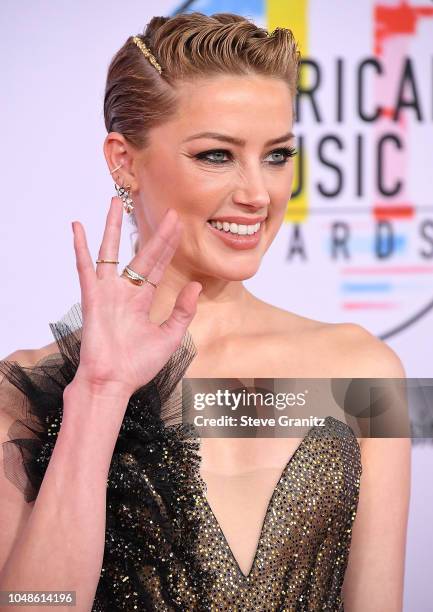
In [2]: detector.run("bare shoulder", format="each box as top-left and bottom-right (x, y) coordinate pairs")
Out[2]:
(318, 319), (406, 378)
(0, 340), (59, 425)
(0, 338), (59, 488)
(253, 300), (408, 445)
(329, 323), (406, 378)
(316, 322), (409, 460)
(252, 296), (406, 378)
(272, 303), (403, 372)
(1, 340), (59, 368)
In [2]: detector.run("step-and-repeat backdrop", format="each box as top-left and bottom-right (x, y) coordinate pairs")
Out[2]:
(1, 1), (431, 608)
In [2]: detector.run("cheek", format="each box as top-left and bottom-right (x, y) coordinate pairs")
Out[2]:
(269, 172), (294, 210)
(147, 157), (224, 212)
(172, 170), (234, 222)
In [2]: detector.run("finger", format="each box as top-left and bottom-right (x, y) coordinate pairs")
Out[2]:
(72, 221), (96, 308)
(96, 196), (123, 279)
(126, 208), (180, 283)
(160, 281), (202, 344)
(123, 217), (182, 295)
(143, 218), (184, 286)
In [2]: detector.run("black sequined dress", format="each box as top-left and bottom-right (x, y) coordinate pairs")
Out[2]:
(0, 303), (362, 611)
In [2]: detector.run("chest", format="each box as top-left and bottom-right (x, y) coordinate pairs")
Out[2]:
(181, 332), (356, 579)
(193, 420), (362, 603)
(183, 331), (334, 379)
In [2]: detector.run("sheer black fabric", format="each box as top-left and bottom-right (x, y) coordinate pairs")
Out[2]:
(0, 303), (214, 611)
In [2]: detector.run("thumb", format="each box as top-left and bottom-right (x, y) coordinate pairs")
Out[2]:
(160, 282), (202, 341)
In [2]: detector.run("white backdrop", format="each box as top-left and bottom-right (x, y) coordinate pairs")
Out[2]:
(0, 1), (431, 609)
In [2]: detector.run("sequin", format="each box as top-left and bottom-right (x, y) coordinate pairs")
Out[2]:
(192, 416), (362, 611)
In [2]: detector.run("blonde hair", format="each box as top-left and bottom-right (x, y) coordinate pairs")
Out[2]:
(104, 11), (300, 232)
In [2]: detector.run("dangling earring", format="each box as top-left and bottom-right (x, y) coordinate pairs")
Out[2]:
(115, 181), (134, 214)
(109, 162), (135, 214)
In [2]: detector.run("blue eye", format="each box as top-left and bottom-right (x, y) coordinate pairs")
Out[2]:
(195, 147), (297, 166)
(267, 147), (298, 164)
(197, 150), (228, 164)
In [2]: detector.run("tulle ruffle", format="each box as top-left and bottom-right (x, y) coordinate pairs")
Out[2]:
(0, 302), (214, 611)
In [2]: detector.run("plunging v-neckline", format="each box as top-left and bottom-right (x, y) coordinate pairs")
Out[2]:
(198, 420), (326, 580)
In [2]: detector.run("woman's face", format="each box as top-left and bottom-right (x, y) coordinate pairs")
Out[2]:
(133, 74), (295, 281)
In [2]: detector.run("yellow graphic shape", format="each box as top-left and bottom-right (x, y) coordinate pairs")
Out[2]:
(266, 0), (309, 223)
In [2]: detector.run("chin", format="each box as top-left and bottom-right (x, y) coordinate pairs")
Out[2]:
(214, 261), (260, 281)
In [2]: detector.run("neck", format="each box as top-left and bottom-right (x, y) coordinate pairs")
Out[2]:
(148, 263), (256, 346)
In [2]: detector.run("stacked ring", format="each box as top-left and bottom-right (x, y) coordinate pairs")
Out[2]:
(120, 265), (158, 288)
(95, 260), (158, 289)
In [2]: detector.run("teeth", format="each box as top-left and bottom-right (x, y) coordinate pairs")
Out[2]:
(209, 220), (262, 235)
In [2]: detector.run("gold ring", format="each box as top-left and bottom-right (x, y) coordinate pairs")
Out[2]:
(121, 265), (158, 288)
(96, 259), (119, 264)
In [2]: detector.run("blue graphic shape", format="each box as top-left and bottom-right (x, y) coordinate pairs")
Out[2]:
(173, 0), (264, 18)
(341, 282), (393, 293)
(375, 233), (406, 254)
(324, 234), (407, 255)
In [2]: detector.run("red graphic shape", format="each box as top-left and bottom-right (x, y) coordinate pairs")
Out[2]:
(342, 302), (398, 310)
(373, 204), (415, 220)
(341, 266), (433, 275)
(375, 1), (433, 55)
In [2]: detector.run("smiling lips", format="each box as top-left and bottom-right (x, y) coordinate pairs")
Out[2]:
(209, 219), (261, 235)
(206, 218), (264, 250)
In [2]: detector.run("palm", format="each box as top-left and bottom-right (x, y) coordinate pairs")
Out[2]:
(71, 198), (202, 397)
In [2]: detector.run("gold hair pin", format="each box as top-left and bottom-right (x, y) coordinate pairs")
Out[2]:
(132, 36), (162, 74)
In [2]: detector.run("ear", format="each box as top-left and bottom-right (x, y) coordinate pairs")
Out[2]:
(103, 132), (139, 191)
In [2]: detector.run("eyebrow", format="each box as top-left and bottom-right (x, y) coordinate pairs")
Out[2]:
(182, 131), (295, 147)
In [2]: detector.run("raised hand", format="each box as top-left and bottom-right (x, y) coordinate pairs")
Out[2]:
(69, 196), (202, 399)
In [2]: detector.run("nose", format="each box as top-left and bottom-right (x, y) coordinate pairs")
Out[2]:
(232, 165), (271, 210)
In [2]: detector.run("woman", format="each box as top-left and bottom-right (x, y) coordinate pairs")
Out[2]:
(0, 11), (410, 612)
